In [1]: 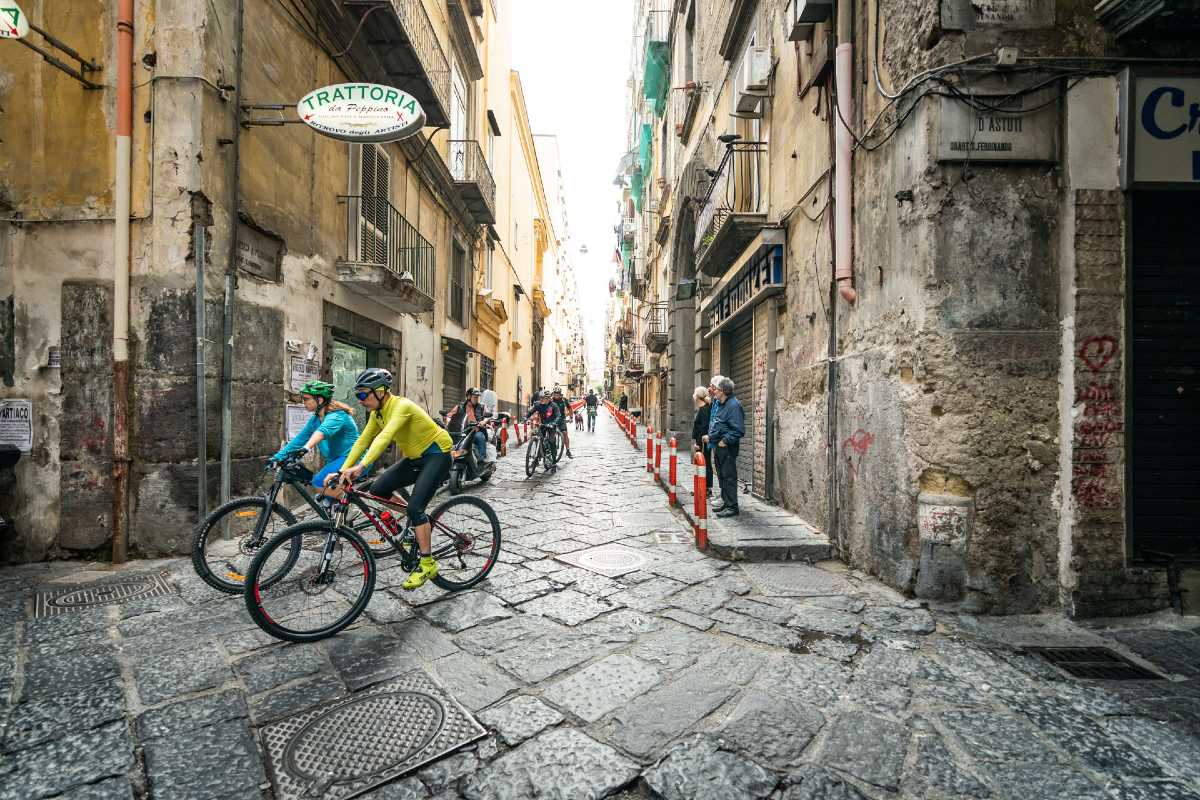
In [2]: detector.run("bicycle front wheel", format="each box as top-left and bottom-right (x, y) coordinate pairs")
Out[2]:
(525, 436), (540, 477)
(244, 521), (375, 643)
(192, 497), (298, 594)
(428, 495), (502, 591)
(542, 436), (557, 472)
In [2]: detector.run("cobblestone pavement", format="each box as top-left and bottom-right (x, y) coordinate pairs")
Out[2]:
(3, 412), (1200, 799)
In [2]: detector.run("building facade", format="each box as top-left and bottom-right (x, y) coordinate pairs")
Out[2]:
(608, 0), (1200, 616)
(0, 0), (582, 562)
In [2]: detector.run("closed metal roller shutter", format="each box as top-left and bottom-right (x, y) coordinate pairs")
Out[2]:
(728, 320), (755, 490)
(1131, 190), (1200, 561)
(442, 356), (466, 412)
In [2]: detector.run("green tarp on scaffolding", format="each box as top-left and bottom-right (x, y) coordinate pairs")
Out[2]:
(631, 169), (644, 213)
(643, 40), (670, 117)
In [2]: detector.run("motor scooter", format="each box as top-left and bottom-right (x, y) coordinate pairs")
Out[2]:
(446, 389), (509, 495)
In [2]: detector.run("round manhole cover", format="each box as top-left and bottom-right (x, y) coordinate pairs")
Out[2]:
(48, 576), (161, 609)
(284, 692), (445, 788)
(575, 547), (648, 572)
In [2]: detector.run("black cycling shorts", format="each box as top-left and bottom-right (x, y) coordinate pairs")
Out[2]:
(369, 449), (451, 526)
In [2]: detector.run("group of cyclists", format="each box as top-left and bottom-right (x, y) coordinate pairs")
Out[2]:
(271, 370), (601, 590)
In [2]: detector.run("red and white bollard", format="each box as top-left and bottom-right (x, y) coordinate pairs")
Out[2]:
(646, 425), (654, 473)
(668, 437), (678, 505)
(654, 430), (663, 483)
(499, 423), (508, 457)
(693, 451), (708, 550)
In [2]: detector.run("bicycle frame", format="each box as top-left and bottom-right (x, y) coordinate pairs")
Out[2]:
(324, 486), (475, 572)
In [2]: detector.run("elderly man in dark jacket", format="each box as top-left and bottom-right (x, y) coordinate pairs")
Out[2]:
(703, 375), (745, 517)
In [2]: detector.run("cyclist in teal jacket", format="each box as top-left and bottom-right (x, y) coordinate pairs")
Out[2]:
(271, 380), (364, 494)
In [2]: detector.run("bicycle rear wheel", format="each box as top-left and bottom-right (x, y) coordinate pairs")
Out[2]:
(525, 436), (540, 477)
(192, 497), (298, 594)
(244, 521), (375, 643)
(428, 495), (502, 591)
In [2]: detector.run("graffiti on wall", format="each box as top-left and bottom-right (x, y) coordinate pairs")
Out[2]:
(841, 428), (874, 481)
(1073, 335), (1122, 510)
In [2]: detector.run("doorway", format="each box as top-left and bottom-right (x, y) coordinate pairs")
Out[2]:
(331, 340), (369, 429)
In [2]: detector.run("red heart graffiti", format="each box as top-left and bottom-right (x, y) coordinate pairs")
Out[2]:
(1077, 335), (1117, 374)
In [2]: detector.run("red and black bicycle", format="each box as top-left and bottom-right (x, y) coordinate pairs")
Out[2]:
(242, 481), (501, 643)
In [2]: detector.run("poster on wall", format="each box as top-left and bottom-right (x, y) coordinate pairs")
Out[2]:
(286, 404), (310, 441)
(0, 399), (32, 452)
(289, 356), (320, 392)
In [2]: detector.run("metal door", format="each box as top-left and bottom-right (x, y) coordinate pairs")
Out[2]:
(728, 320), (755, 490)
(1131, 190), (1200, 562)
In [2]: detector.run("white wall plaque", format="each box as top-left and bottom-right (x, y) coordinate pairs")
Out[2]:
(937, 88), (1059, 163)
(941, 0), (1054, 30)
(0, 399), (32, 452)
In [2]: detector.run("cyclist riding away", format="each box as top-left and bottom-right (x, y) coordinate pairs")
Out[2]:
(551, 387), (572, 459)
(270, 380), (362, 496)
(334, 368), (454, 591)
(585, 389), (598, 432)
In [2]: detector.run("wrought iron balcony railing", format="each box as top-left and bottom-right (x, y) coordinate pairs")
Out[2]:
(643, 301), (668, 353)
(694, 140), (769, 275)
(448, 140), (497, 224)
(337, 194), (435, 300)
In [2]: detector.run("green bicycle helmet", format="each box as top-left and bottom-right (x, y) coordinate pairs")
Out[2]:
(298, 380), (335, 399)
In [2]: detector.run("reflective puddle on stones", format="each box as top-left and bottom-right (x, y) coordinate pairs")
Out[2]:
(554, 543), (652, 578)
(260, 669), (486, 799)
(34, 572), (175, 617)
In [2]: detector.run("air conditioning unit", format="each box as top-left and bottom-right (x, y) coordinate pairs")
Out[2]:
(734, 46), (771, 114)
(787, 0), (832, 42)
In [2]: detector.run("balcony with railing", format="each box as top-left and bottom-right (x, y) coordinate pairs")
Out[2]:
(449, 140), (496, 224)
(623, 343), (646, 378)
(336, 195), (435, 315)
(694, 140), (769, 277)
(331, 0), (451, 127)
(643, 301), (668, 353)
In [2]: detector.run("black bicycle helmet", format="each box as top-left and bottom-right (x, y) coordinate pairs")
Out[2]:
(354, 367), (393, 390)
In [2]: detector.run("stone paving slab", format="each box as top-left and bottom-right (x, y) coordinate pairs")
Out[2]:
(1, 415), (1198, 800)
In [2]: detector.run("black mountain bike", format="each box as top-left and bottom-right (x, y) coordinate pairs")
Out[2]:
(191, 455), (399, 594)
(525, 423), (560, 477)
(243, 481), (501, 643)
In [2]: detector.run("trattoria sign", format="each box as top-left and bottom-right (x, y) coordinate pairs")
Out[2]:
(297, 83), (425, 143)
(0, 3), (29, 39)
(1127, 74), (1200, 184)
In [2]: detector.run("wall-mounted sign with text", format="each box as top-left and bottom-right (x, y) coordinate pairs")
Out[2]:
(297, 83), (426, 143)
(0, 2), (29, 39)
(1126, 74), (1200, 185)
(936, 87), (1059, 163)
(702, 231), (786, 336)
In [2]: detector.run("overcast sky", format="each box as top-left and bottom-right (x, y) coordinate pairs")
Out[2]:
(512, 1), (633, 384)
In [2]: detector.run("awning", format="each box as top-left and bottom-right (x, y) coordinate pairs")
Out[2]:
(700, 228), (787, 338)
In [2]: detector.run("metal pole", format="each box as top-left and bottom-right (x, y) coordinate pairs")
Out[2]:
(111, 0), (134, 564)
(194, 221), (208, 520)
(219, 0), (246, 508)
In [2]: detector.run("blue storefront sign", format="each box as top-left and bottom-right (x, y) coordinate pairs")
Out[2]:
(705, 238), (785, 334)
(1126, 73), (1200, 185)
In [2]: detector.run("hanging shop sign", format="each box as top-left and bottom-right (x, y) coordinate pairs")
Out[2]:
(0, 3), (29, 39)
(702, 230), (786, 336)
(1124, 74), (1200, 185)
(936, 86), (1059, 163)
(297, 83), (425, 143)
(940, 0), (1054, 30)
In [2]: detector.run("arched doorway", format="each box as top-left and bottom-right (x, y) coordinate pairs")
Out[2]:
(668, 196), (699, 444)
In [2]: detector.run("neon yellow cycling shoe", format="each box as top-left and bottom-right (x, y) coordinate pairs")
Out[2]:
(401, 556), (439, 591)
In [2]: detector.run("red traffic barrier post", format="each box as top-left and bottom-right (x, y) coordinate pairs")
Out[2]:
(654, 430), (663, 483)
(646, 425), (654, 473)
(668, 436), (677, 505)
(499, 423), (508, 457)
(694, 451), (708, 550)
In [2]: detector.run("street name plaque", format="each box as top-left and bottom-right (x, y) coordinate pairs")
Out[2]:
(936, 87), (1059, 163)
(941, 0), (1054, 30)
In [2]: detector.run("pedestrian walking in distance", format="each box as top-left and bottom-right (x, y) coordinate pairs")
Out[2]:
(691, 386), (714, 497)
(703, 375), (744, 518)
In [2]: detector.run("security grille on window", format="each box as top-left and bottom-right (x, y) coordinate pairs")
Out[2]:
(480, 356), (495, 391)
(450, 243), (467, 324)
(356, 144), (391, 265)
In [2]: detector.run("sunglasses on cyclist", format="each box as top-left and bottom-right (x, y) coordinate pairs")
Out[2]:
(355, 390), (372, 402)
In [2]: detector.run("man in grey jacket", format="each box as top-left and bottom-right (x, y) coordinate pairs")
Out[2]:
(703, 375), (745, 517)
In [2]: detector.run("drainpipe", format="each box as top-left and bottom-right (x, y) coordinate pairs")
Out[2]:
(194, 213), (208, 520)
(219, 0), (245, 508)
(112, 0), (134, 564)
(834, 0), (856, 304)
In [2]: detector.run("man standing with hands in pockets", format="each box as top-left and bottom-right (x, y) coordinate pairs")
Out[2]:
(702, 375), (744, 518)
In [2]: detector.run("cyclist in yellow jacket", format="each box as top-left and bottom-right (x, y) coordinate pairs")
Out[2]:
(335, 368), (453, 590)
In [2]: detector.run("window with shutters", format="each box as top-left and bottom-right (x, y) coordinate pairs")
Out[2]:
(484, 244), (494, 292)
(450, 242), (467, 324)
(354, 144), (391, 265)
(479, 355), (495, 391)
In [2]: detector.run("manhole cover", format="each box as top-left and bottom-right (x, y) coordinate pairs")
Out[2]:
(260, 670), (486, 799)
(739, 563), (856, 597)
(555, 544), (651, 578)
(1025, 647), (1164, 681)
(34, 572), (174, 618)
(652, 532), (693, 545)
